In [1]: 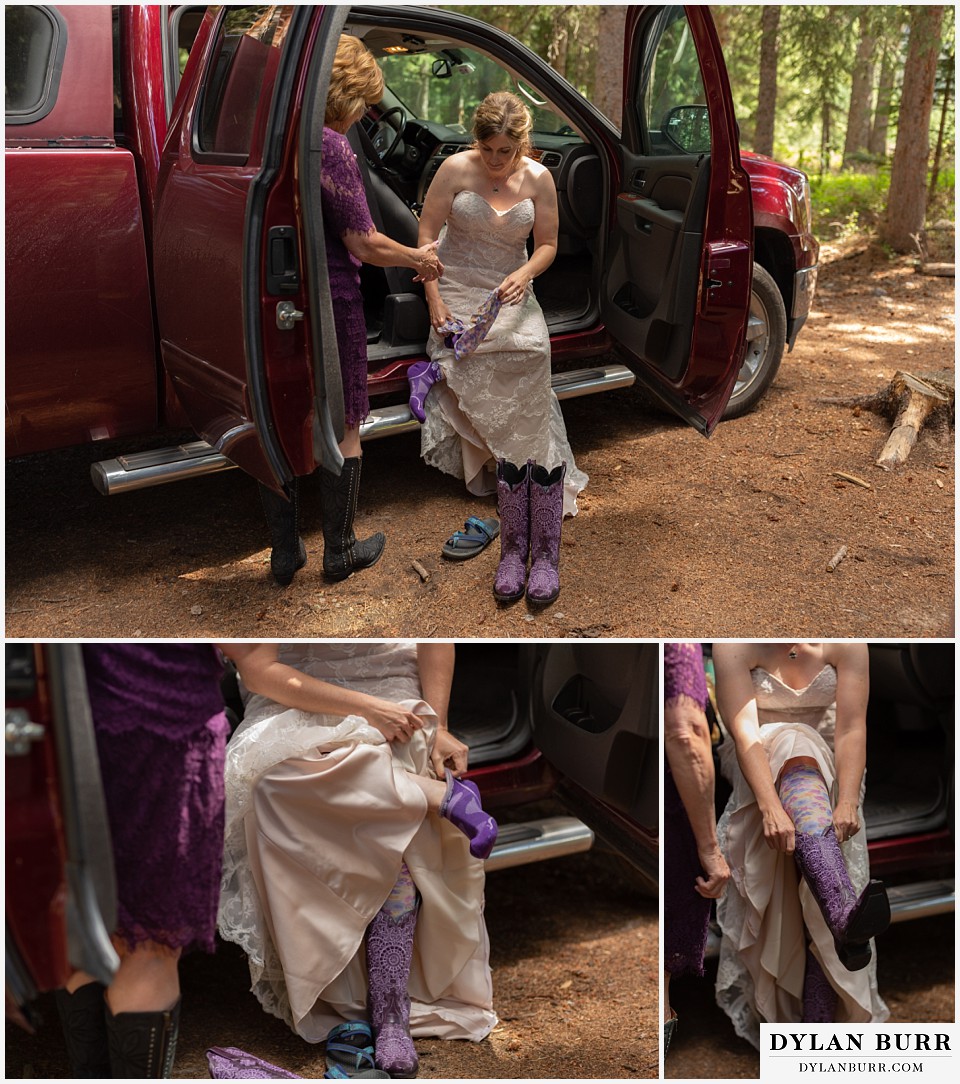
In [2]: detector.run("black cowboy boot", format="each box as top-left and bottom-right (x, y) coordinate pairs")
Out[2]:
(319, 457), (385, 581)
(54, 982), (111, 1078)
(258, 479), (307, 586)
(105, 997), (181, 1078)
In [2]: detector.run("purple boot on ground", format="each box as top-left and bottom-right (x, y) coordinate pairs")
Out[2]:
(794, 828), (890, 971)
(366, 904), (419, 1078)
(440, 770), (498, 860)
(407, 361), (443, 423)
(526, 462), (565, 605)
(493, 459), (532, 603)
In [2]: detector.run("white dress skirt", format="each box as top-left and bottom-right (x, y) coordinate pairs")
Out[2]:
(218, 641), (497, 1043)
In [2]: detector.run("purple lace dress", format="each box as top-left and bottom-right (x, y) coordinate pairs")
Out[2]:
(81, 644), (228, 954)
(663, 641), (712, 977)
(320, 127), (377, 427)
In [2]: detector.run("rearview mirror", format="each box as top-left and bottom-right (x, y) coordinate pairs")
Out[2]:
(431, 58), (452, 79)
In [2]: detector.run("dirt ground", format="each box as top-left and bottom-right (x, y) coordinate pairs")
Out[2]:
(5, 848), (658, 1080)
(4, 244), (954, 638)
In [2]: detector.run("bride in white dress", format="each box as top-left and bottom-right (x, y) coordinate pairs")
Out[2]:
(217, 642), (497, 1074)
(713, 642), (889, 1049)
(416, 92), (587, 519)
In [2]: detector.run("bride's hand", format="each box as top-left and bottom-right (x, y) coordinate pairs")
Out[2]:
(361, 697), (425, 743)
(431, 728), (468, 778)
(497, 269), (530, 305)
(760, 800), (796, 852)
(832, 800), (860, 843)
(428, 296), (455, 331)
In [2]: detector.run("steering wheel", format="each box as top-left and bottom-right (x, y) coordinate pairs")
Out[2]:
(370, 106), (407, 163)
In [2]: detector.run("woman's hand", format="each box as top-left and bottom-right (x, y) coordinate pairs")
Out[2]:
(832, 799), (860, 843)
(694, 843), (730, 899)
(497, 268), (531, 305)
(412, 241), (443, 283)
(427, 295), (455, 331)
(430, 728), (469, 779)
(760, 800), (796, 852)
(361, 697), (425, 743)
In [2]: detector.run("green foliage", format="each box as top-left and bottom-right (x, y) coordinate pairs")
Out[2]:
(811, 168), (955, 240)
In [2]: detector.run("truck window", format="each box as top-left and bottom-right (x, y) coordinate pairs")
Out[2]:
(5, 5), (68, 125)
(196, 4), (293, 160)
(637, 8), (711, 156)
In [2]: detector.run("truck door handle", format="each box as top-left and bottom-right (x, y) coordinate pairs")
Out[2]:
(276, 301), (304, 330)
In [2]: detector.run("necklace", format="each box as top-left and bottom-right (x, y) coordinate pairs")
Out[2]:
(787, 644), (799, 659)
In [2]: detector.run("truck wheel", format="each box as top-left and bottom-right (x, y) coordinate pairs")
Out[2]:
(722, 263), (787, 419)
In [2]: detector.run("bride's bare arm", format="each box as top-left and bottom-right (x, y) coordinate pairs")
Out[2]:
(418, 157), (459, 325)
(713, 643), (796, 853)
(417, 643), (468, 776)
(827, 642), (869, 841)
(218, 643), (424, 743)
(498, 165), (558, 304)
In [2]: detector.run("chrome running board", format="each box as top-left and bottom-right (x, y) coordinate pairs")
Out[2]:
(484, 815), (594, 873)
(91, 364), (635, 494)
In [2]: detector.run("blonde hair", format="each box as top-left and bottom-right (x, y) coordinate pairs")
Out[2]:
(326, 35), (384, 127)
(472, 91), (533, 159)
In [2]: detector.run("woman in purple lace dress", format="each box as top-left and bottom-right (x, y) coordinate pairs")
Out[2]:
(258, 35), (442, 588)
(662, 642), (730, 1055)
(55, 644), (229, 1078)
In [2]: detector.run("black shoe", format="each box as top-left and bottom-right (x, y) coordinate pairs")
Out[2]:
(320, 457), (385, 582)
(106, 997), (180, 1078)
(54, 983), (111, 1078)
(259, 479), (307, 585)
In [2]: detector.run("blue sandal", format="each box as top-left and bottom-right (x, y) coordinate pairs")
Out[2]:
(324, 1022), (388, 1079)
(441, 516), (500, 560)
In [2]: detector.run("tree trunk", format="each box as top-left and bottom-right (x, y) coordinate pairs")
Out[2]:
(842, 11), (876, 169)
(593, 6), (627, 128)
(754, 6), (780, 157)
(869, 42), (898, 159)
(879, 6), (945, 252)
(928, 56), (954, 200)
(548, 6), (570, 82)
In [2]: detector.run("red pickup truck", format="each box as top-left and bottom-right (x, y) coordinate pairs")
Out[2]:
(5, 5), (818, 497)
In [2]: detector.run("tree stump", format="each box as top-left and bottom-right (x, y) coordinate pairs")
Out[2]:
(875, 371), (953, 470)
(821, 368), (954, 470)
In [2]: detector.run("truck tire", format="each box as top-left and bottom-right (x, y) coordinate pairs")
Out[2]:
(722, 263), (787, 420)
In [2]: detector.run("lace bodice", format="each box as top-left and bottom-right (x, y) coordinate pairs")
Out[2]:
(751, 664), (837, 740)
(438, 191), (535, 287)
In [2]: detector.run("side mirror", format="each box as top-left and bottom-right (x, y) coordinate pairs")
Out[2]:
(662, 105), (710, 154)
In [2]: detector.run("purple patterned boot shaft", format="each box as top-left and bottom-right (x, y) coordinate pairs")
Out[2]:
(366, 904), (420, 1078)
(493, 459), (532, 603)
(793, 829), (890, 971)
(801, 947), (838, 1023)
(207, 1047), (303, 1079)
(526, 462), (565, 605)
(407, 360), (443, 424)
(439, 770), (498, 860)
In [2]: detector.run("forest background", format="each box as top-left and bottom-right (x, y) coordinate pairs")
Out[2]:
(445, 5), (955, 254)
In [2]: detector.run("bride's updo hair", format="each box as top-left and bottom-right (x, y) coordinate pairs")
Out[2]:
(472, 91), (533, 159)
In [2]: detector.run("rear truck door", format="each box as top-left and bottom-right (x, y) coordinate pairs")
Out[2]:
(525, 643), (659, 892)
(604, 6), (753, 435)
(152, 5), (347, 492)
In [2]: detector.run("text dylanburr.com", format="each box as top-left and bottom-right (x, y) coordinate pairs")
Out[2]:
(761, 1024), (956, 1082)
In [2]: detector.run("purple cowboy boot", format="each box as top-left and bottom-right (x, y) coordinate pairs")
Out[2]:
(801, 946), (838, 1023)
(493, 459), (532, 603)
(366, 903), (419, 1078)
(407, 361), (443, 424)
(439, 769), (498, 860)
(793, 828), (890, 971)
(526, 462), (566, 606)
